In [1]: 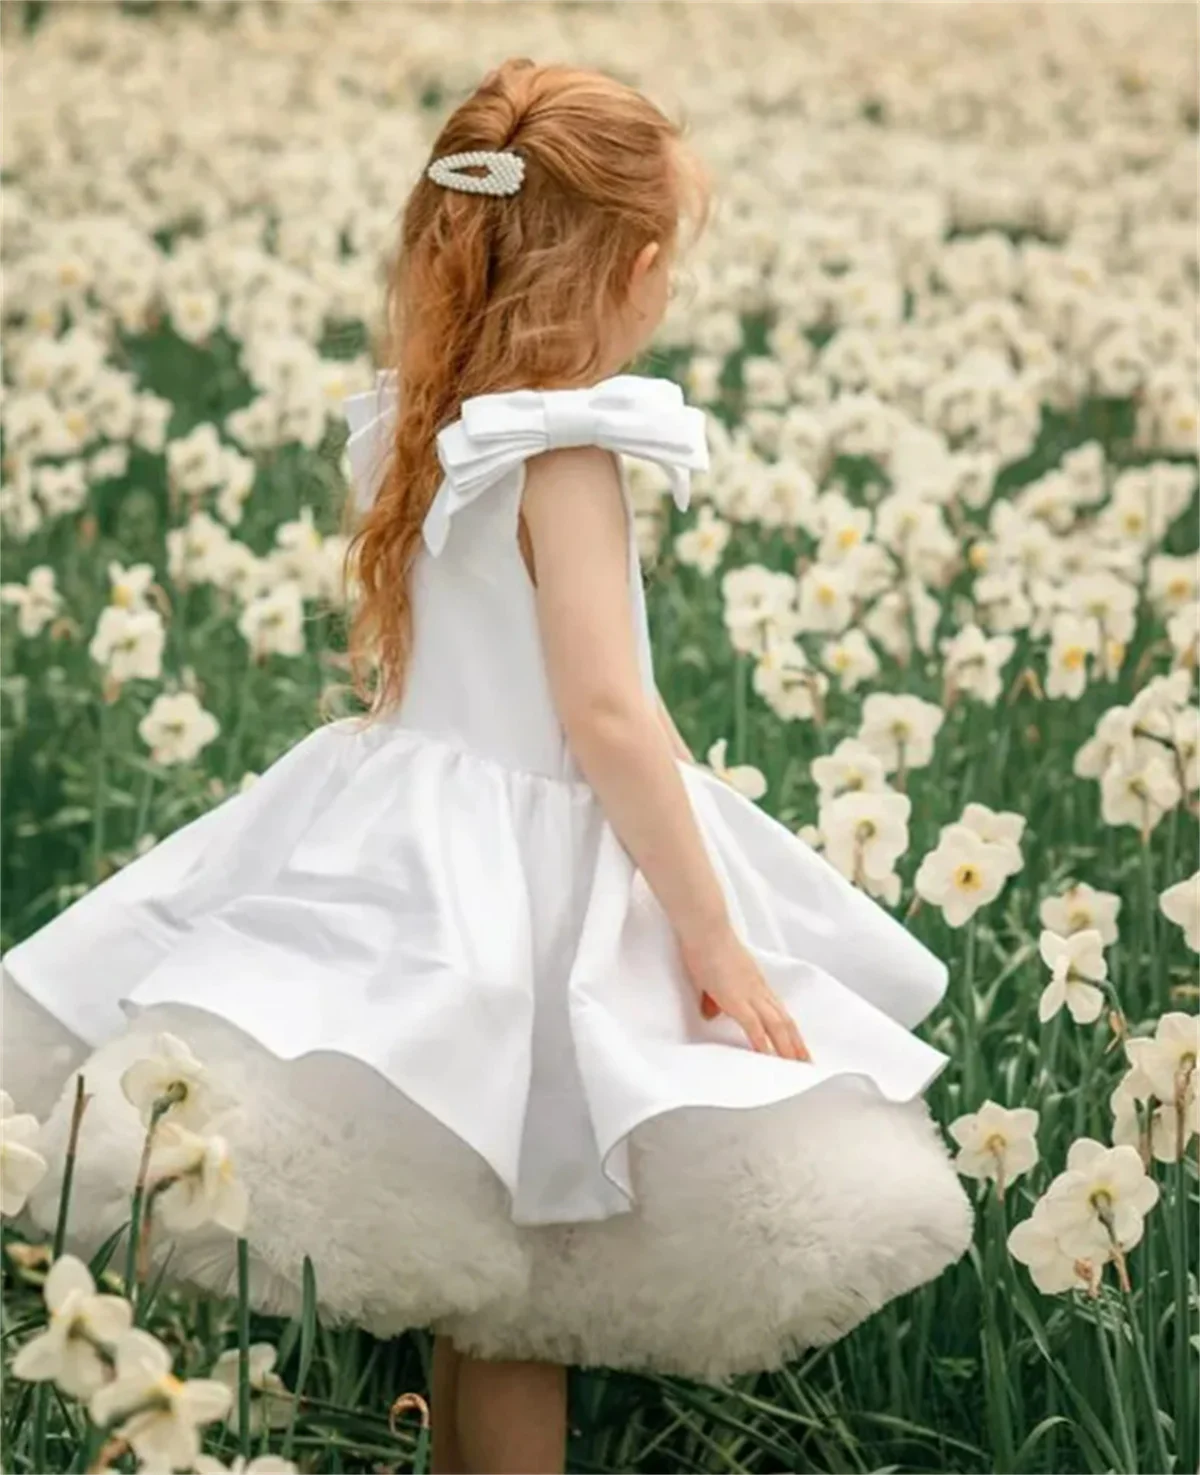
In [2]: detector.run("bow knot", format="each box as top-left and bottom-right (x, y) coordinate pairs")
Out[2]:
(340, 372), (709, 556)
(543, 389), (600, 449)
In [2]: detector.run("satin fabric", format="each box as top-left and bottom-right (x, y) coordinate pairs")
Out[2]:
(4, 375), (971, 1374)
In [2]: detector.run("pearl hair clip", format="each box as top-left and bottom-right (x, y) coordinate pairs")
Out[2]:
(426, 149), (526, 197)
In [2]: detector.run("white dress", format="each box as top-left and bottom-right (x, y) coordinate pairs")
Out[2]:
(2, 373), (972, 1384)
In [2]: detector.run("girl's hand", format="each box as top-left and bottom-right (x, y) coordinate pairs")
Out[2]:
(680, 929), (811, 1062)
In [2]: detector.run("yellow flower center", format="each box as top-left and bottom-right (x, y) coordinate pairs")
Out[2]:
(1062, 645), (1087, 670)
(954, 863), (982, 891)
(816, 584), (836, 607)
(837, 527), (860, 550)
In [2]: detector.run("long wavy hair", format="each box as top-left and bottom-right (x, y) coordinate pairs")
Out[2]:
(344, 58), (709, 719)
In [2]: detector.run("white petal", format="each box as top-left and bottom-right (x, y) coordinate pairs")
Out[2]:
(11, 1325), (66, 1383)
(179, 1376), (234, 1425)
(86, 1294), (135, 1345)
(44, 1254), (95, 1313)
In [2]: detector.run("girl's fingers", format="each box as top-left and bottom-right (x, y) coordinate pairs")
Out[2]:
(731, 1004), (771, 1055)
(760, 994), (810, 1062)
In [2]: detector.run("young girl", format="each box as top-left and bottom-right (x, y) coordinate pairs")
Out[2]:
(4, 59), (972, 1475)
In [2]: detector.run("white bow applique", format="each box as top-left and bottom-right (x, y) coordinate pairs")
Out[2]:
(340, 372), (710, 555)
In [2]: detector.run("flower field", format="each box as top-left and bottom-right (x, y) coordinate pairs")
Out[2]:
(1, 3), (1197, 1472)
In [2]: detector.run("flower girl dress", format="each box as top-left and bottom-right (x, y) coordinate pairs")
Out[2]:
(2, 374), (971, 1383)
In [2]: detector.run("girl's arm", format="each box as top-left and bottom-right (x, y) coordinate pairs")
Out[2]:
(656, 691), (695, 763)
(521, 445), (807, 1061)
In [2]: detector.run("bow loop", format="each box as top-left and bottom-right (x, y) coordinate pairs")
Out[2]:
(424, 374), (709, 555)
(342, 369), (398, 514)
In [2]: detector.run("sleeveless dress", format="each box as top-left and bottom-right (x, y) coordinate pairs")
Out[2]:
(1, 373), (972, 1384)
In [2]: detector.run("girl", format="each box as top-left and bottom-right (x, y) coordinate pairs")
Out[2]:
(4, 59), (972, 1475)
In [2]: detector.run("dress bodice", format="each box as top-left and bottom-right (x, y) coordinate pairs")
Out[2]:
(342, 374), (711, 780)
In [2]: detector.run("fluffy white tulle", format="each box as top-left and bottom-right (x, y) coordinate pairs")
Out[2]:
(27, 1001), (970, 1383)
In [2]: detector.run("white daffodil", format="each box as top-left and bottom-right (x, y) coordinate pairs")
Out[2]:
(0, 565), (62, 637)
(1159, 872), (1200, 952)
(167, 510), (233, 588)
(1045, 612), (1099, 700)
(857, 693), (944, 775)
(1172, 706), (1199, 792)
(88, 605), (166, 685)
(674, 504), (731, 576)
(941, 624), (1015, 706)
(1099, 751), (1181, 836)
(862, 580), (941, 664)
(1167, 602), (1199, 667)
(819, 788), (911, 901)
(815, 493), (871, 563)
(751, 638), (826, 722)
(1073, 704), (1144, 781)
(149, 1121), (248, 1234)
(107, 561), (156, 611)
(810, 738), (889, 803)
(210, 1344), (291, 1435)
(958, 802), (1025, 878)
(706, 738), (767, 801)
(1037, 929), (1107, 1025)
(820, 628), (880, 693)
(1124, 1012), (1199, 1108)
(949, 1100), (1039, 1192)
(1112, 1044), (1198, 1165)
(0, 1090), (48, 1218)
(1007, 1197), (1092, 1295)
(120, 1032), (220, 1132)
(1040, 1138), (1159, 1260)
(268, 508), (327, 599)
(721, 565), (799, 657)
(137, 692), (221, 767)
(89, 1329), (231, 1469)
(11, 1254), (133, 1398)
(1039, 882), (1121, 947)
(1148, 553), (1200, 615)
(214, 541), (269, 604)
(238, 581), (306, 660)
(796, 562), (854, 635)
(914, 823), (1009, 927)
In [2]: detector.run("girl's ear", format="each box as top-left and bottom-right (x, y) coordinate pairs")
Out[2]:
(632, 240), (662, 283)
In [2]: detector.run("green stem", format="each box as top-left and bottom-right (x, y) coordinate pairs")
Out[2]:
(1139, 839), (1158, 1017)
(123, 1086), (183, 1310)
(962, 917), (979, 1103)
(237, 1237), (252, 1461)
(90, 699), (108, 883)
(1093, 1305), (1137, 1474)
(224, 658), (256, 784)
(32, 1074), (88, 1472)
(983, 1189), (1016, 1472)
(132, 766), (157, 844)
(1122, 1282), (1172, 1475)
(733, 651), (748, 765)
(1171, 1157), (1193, 1465)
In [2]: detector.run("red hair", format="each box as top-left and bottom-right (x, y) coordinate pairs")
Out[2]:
(345, 58), (709, 718)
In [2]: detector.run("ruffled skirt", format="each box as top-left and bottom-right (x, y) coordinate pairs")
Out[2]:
(4, 719), (972, 1383)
